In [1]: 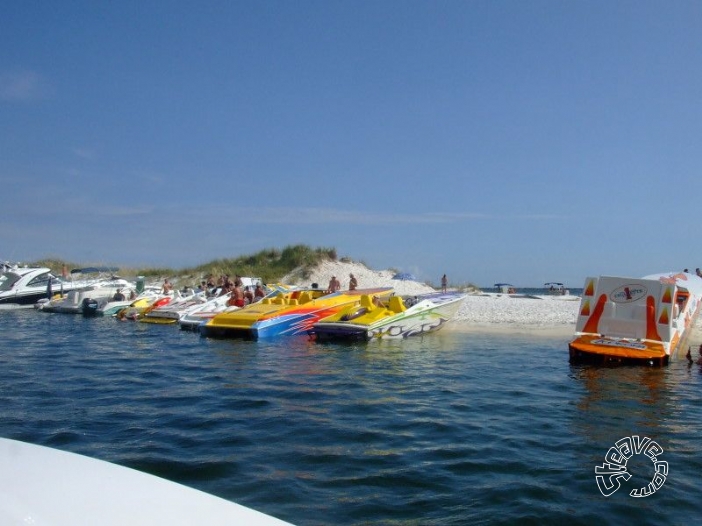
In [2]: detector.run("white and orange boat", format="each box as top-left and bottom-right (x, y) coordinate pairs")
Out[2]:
(569, 272), (702, 365)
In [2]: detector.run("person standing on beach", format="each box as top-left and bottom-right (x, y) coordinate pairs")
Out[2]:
(441, 274), (448, 293)
(349, 273), (358, 291)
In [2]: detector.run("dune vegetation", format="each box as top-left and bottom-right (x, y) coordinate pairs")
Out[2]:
(31, 245), (339, 284)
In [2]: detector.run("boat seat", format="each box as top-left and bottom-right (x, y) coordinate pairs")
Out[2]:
(261, 298), (272, 304)
(388, 296), (406, 313)
(298, 292), (312, 304)
(360, 295), (375, 311)
(288, 299), (299, 306)
(600, 319), (646, 340)
(273, 296), (287, 305)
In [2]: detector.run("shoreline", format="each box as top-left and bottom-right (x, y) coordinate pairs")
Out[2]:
(286, 260), (582, 333)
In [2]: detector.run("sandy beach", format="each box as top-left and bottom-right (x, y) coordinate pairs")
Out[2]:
(283, 260), (581, 334)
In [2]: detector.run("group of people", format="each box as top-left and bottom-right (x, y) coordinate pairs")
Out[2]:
(326, 273), (357, 293)
(111, 288), (136, 302)
(154, 275), (266, 308)
(203, 274), (266, 307)
(126, 269), (449, 307)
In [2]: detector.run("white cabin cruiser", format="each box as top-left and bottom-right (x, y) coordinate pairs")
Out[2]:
(0, 266), (81, 309)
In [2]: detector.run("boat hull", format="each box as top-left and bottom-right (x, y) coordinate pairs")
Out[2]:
(0, 291), (54, 309)
(203, 308), (351, 339)
(202, 288), (393, 340)
(314, 292), (466, 341)
(0, 438), (292, 525)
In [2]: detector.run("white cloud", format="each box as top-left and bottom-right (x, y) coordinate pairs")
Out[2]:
(171, 206), (490, 225)
(185, 207), (563, 225)
(0, 70), (47, 101)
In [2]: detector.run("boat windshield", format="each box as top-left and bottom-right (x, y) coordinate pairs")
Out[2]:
(0, 272), (21, 292)
(26, 271), (54, 289)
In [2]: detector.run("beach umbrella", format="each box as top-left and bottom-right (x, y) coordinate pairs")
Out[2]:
(392, 272), (416, 281)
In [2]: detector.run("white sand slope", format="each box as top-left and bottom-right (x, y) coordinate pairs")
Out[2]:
(282, 260), (581, 331)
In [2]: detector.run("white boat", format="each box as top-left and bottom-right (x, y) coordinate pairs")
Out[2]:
(39, 267), (134, 314)
(178, 292), (239, 331)
(146, 279), (260, 327)
(312, 291), (467, 341)
(0, 437), (293, 525)
(569, 272), (702, 365)
(479, 282), (579, 301)
(91, 289), (162, 317)
(140, 290), (209, 324)
(0, 266), (81, 309)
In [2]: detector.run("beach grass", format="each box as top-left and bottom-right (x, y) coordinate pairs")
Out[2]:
(30, 244), (339, 283)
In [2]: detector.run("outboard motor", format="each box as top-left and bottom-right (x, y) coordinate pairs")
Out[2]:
(82, 298), (99, 317)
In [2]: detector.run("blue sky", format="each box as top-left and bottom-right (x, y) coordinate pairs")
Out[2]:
(2, 1), (701, 288)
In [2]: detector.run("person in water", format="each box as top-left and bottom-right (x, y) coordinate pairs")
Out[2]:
(112, 289), (125, 301)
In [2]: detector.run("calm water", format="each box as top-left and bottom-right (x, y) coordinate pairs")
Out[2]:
(1, 310), (701, 525)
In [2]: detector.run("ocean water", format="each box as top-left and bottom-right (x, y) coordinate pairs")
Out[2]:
(1, 310), (701, 525)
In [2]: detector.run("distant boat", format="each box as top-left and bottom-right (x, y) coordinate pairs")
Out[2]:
(569, 272), (702, 365)
(312, 291), (467, 341)
(493, 283), (517, 294)
(544, 282), (566, 294)
(0, 437), (293, 525)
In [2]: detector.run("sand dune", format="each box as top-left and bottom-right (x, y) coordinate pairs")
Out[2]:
(283, 260), (580, 331)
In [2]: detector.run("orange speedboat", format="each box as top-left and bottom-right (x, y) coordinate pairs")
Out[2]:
(569, 272), (702, 365)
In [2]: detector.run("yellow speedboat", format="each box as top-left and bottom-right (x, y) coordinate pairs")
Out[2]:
(117, 295), (173, 321)
(201, 288), (393, 339)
